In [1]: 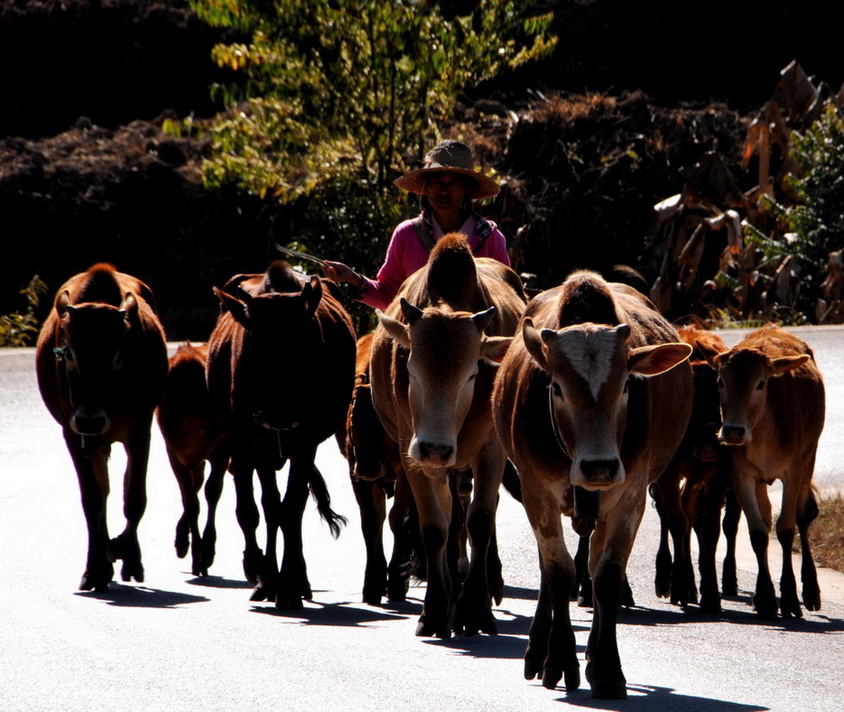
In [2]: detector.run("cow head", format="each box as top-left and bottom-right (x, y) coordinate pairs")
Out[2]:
(702, 346), (809, 445)
(213, 276), (324, 431)
(378, 298), (511, 468)
(56, 290), (138, 435)
(523, 318), (691, 489)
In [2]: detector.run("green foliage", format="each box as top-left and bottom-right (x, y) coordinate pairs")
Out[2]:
(190, 0), (555, 201)
(751, 102), (844, 315)
(0, 275), (48, 347)
(188, 0), (555, 332)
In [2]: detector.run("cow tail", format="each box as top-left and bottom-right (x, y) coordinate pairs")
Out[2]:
(309, 467), (348, 538)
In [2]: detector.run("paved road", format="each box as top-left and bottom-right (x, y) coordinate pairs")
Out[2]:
(1, 329), (843, 712)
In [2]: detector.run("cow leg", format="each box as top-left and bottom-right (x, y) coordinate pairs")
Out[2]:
(573, 529), (593, 607)
(649, 476), (675, 600)
(168, 451), (203, 574)
(677, 472), (706, 606)
(776, 474), (809, 619)
(733, 475), (777, 618)
(386, 470), (418, 601)
(254, 462), (283, 603)
(522, 483), (579, 691)
(276, 454), (314, 609)
(720, 486), (741, 597)
(67, 433), (113, 591)
(585, 492), (646, 700)
(109, 421), (150, 584)
(455, 447), (506, 637)
(230, 459), (264, 586)
(352, 478), (388, 605)
(200, 448), (228, 575)
(695, 474), (726, 613)
(408, 467), (453, 638)
(797, 486), (821, 611)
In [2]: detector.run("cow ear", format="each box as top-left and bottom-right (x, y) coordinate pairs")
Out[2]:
(377, 310), (411, 347)
(119, 292), (139, 325)
(629, 342), (692, 376)
(481, 335), (512, 363)
(471, 306), (497, 333)
(523, 317), (550, 372)
(770, 354), (810, 376)
(400, 298), (424, 326)
(214, 286), (250, 325)
(301, 276), (323, 320)
(56, 290), (72, 317)
(695, 336), (726, 369)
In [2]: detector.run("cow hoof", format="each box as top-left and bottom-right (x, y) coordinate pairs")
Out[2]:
(590, 678), (628, 700)
(415, 615), (451, 639)
(541, 665), (562, 690)
(524, 643), (546, 681)
(275, 594), (305, 610)
(121, 560), (145, 584)
(803, 587), (821, 611)
(698, 593), (722, 614)
(564, 666), (581, 692)
(175, 521), (190, 559)
(250, 582), (275, 602)
(79, 571), (110, 592)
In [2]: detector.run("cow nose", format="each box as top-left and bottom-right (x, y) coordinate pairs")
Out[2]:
(719, 424), (747, 444)
(580, 458), (620, 485)
(416, 441), (455, 466)
(71, 407), (110, 435)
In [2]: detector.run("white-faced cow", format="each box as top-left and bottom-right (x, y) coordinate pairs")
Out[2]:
(206, 260), (356, 608)
(156, 342), (230, 577)
(369, 234), (527, 638)
(699, 324), (824, 619)
(492, 270), (692, 699)
(35, 263), (169, 591)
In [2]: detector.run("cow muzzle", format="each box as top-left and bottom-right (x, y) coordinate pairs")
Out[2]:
(719, 423), (750, 445)
(70, 406), (110, 436)
(409, 437), (456, 468)
(572, 457), (624, 489)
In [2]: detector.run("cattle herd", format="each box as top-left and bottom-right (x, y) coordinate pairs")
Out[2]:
(34, 236), (826, 700)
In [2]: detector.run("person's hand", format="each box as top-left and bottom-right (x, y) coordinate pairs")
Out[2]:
(322, 260), (364, 288)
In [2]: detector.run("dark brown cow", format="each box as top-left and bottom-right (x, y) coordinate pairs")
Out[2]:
(336, 332), (418, 605)
(35, 263), (168, 591)
(700, 324), (824, 619)
(370, 234), (527, 638)
(650, 325), (730, 610)
(206, 260), (356, 608)
(156, 342), (229, 577)
(492, 270), (692, 699)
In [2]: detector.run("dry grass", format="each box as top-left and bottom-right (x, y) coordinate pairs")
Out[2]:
(803, 491), (844, 573)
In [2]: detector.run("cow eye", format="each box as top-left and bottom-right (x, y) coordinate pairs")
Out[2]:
(717, 378), (724, 388)
(756, 380), (765, 391)
(551, 382), (562, 398)
(623, 378), (629, 394)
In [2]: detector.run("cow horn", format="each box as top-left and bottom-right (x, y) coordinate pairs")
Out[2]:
(471, 306), (496, 332)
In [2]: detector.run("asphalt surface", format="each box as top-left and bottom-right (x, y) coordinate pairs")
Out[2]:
(1, 329), (843, 712)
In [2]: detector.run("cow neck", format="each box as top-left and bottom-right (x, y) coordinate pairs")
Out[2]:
(548, 383), (570, 459)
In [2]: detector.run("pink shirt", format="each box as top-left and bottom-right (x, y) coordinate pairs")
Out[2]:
(359, 214), (511, 310)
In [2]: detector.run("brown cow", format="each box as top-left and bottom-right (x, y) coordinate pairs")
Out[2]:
(492, 270), (692, 699)
(336, 332), (418, 605)
(699, 324), (824, 619)
(370, 234), (527, 638)
(650, 325), (730, 610)
(206, 260), (356, 608)
(35, 263), (169, 591)
(156, 342), (229, 577)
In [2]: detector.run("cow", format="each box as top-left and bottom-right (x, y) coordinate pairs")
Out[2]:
(649, 325), (729, 610)
(206, 260), (356, 608)
(336, 332), (418, 605)
(35, 263), (169, 591)
(370, 233), (527, 638)
(156, 342), (229, 577)
(699, 324), (824, 619)
(492, 270), (692, 699)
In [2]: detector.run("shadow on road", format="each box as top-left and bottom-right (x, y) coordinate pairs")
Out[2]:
(75, 582), (210, 608)
(185, 574), (253, 590)
(557, 684), (768, 711)
(250, 598), (413, 628)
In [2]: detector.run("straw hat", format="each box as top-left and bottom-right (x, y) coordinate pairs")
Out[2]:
(394, 140), (500, 199)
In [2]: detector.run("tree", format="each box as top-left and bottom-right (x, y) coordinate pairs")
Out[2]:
(187, 0), (555, 327)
